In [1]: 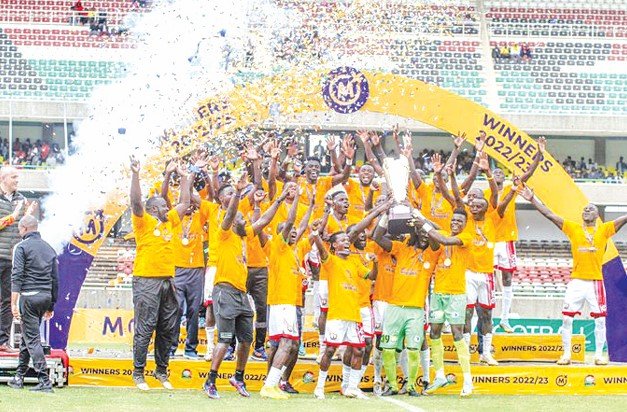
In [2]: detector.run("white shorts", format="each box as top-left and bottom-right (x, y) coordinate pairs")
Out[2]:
(203, 266), (216, 305)
(325, 319), (365, 348)
(494, 241), (517, 271)
(317, 279), (329, 311)
(268, 304), (300, 341)
(562, 279), (607, 318)
(360, 306), (375, 338)
(466, 270), (496, 309)
(372, 300), (388, 335)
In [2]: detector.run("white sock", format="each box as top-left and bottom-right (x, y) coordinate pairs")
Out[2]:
(463, 372), (473, 387)
(560, 316), (573, 359)
(265, 366), (282, 387)
(373, 348), (383, 383)
(399, 350), (409, 378)
(420, 348), (430, 383)
(348, 368), (362, 390)
(206, 327), (215, 346)
(501, 286), (513, 320)
(463, 333), (471, 346)
(594, 317), (607, 358)
(358, 365), (367, 383)
(483, 333), (493, 357)
(316, 370), (328, 391)
(435, 368), (445, 380)
(342, 364), (351, 387)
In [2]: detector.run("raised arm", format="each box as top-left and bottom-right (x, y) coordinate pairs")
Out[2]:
(481, 153), (498, 209)
(497, 176), (520, 217)
(372, 214), (392, 252)
(460, 132), (485, 193)
(172, 165), (193, 220)
(347, 199), (392, 243)
(448, 164), (465, 209)
(432, 153), (457, 208)
(400, 132), (422, 190)
(366, 260), (378, 280)
(520, 136), (546, 183)
(268, 141), (281, 200)
(295, 189), (315, 242)
(252, 181), (292, 235)
(208, 155), (221, 202)
(160, 160), (178, 209)
(129, 156), (144, 217)
(414, 216), (464, 246)
(357, 130), (384, 176)
(520, 186), (564, 230)
(280, 184), (300, 241)
(613, 214), (627, 233)
(221, 172), (248, 231)
(310, 219), (329, 261)
(331, 135), (355, 186)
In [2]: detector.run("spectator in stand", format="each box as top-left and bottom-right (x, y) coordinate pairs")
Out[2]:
(70, 1), (84, 25)
(491, 45), (501, 60)
(511, 43), (521, 61)
(39, 141), (50, 164)
(521, 43), (532, 61)
(586, 158), (597, 170)
(499, 43), (510, 59)
(617, 156), (626, 174)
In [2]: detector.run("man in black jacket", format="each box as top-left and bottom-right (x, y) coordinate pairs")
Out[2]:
(0, 166), (27, 352)
(8, 215), (58, 393)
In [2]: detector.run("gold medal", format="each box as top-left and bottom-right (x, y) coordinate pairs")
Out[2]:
(182, 237), (189, 246)
(153, 229), (161, 237)
(444, 258), (452, 267)
(423, 262), (431, 270)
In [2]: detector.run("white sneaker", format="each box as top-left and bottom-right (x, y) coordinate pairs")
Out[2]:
(373, 381), (383, 396)
(480, 354), (499, 366)
(314, 387), (325, 399)
(556, 355), (571, 365)
(344, 388), (369, 399)
(499, 320), (514, 333)
(425, 376), (448, 394)
(340, 383), (348, 395)
(594, 357), (608, 366)
(460, 382), (473, 397)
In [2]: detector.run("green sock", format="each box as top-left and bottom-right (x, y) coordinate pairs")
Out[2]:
(406, 349), (420, 391)
(382, 349), (398, 391)
(430, 338), (444, 373)
(454, 339), (471, 373)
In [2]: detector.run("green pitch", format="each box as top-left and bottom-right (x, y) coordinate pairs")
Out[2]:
(0, 386), (624, 412)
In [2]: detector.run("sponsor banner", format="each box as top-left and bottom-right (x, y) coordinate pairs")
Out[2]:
(437, 334), (585, 363)
(493, 317), (596, 352)
(69, 357), (627, 395)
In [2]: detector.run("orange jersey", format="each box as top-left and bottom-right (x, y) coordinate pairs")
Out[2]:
(372, 243), (396, 302)
(389, 241), (438, 307)
(270, 200), (310, 233)
(214, 225), (254, 292)
(172, 200), (212, 268)
(465, 211), (498, 274)
(433, 230), (473, 294)
(345, 178), (379, 220)
(415, 181), (453, 231)
(485, 183), (518, 242)
(132, 209), (181, 277)
(349, 247), (375, 308)
(267, 235), (303, 306)
(325, 213), (360, 237)
(322, 253), (369, 322)
(563, 220), (615, 281)
(298, 175), (333, 219)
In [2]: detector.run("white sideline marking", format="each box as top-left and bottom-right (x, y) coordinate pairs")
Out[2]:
(379, 396), (427, 412)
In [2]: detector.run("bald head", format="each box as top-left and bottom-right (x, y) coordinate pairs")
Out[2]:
(18, 215), (38, 237)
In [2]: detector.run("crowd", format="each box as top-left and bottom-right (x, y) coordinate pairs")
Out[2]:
(492, 42), (533, 62)
(108, 127), (624, 401)
(562, 155), (625, 182)
(0, 138), (65, 167)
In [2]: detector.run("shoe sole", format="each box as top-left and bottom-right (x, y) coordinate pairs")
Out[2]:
(425, 382), (449, 394)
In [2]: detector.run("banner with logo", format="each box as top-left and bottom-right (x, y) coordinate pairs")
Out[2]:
(69, 357), (627, 395)
(56, 68), (626, 361)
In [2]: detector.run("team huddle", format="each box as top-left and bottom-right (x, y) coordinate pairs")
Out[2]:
(128, 129), (626, 400)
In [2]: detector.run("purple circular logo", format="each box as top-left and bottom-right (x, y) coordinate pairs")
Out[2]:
(322, 66), (369, 114)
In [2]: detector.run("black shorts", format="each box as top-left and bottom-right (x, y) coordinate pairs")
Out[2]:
(213, 282), (254, 344)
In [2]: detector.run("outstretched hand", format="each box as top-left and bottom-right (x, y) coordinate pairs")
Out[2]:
(520, 185), (534, 201)
(453, 131), (467, 148)
(537, 136), (546, 154)
(235, 171), (249, 191)
(130, 155), (140, 173)
(431, 153), (443, 173)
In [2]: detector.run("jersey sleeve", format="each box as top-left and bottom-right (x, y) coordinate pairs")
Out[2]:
(457, 231), (474, 247)
(167, 208), (181, 228)
(601, 221), (616, 239)
(562, 219), (576, 239)
(390, 240), (403, 256)
(244, 224), (254, 238)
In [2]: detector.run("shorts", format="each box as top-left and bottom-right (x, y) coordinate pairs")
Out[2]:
(325, 319), (365, 348)
(317, 279), (328, 312)
(562, 279), (607, 318)
(267, 304), (300, 341)
(494, 241), (517, 271)
(360, 306), (375, 338)
(372, 300), (388, 335)
(213, 282), (254, 344)
(203, 266), (216, 306)
(466, 270), (495, 309)
(380, 305), (425, 351)
(429, 293), (466, 325)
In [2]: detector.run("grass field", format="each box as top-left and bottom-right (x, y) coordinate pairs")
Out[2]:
(0, 386), (624, 412)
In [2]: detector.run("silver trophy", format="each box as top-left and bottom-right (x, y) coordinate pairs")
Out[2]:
(382, 156), (413, 235)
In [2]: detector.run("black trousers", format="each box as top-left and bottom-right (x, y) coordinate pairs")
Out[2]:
(17, 292), (51, 380)
(246, 267), (267, 350)
(173, 267), (204, 354)
(132, 277), (179, 375)
(0, 259), (13, 345)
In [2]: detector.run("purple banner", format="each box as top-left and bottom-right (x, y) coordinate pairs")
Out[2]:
(49, 244), (94, 349)
(603, 256), (627, 362)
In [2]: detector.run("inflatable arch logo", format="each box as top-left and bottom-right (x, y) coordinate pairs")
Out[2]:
(54, 68), (626, 361)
